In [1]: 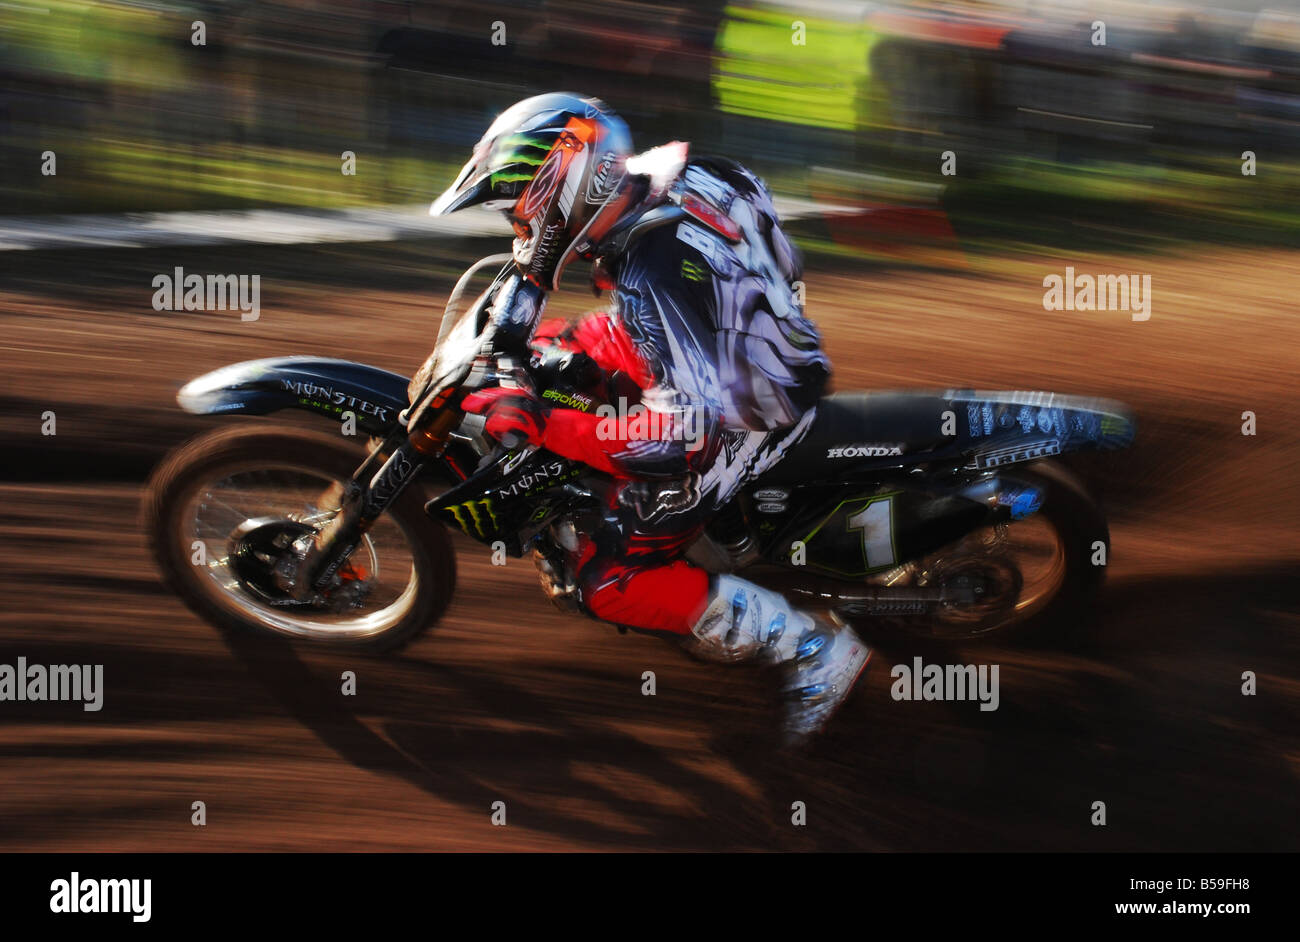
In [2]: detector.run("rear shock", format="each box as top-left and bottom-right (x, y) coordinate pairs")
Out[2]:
(708, 500), (758, 564)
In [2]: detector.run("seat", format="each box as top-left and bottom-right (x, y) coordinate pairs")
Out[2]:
(758, 392), (954, 484)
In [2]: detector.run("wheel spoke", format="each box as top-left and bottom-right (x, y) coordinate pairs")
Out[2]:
(179, 462), (420, 641)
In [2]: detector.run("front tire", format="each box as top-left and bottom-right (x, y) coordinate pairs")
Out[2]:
(143, 424), (456, 652)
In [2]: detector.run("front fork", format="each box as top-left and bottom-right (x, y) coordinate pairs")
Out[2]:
(276, 434), (419, 599)
(291, 402), (462, 599)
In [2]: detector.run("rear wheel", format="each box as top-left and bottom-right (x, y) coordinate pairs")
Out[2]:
(836, 461), (1109, 643)
(143, 424), (456, 652)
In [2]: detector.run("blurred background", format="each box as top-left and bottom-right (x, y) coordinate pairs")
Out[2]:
(1, 1), (1298, 852)
(4, 0), (1300, 248)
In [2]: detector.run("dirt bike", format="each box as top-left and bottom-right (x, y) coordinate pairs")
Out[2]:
(144, 253), (1135, 652)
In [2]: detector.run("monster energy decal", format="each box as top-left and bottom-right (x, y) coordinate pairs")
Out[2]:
(489, 132), (557, 188)
(443, 499), (499, 537)
(680, 259), (707, 282)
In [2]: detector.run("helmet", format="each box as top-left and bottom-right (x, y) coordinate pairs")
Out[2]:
(430, 92), (635, 290)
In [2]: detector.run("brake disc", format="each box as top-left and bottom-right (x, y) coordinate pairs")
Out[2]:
(227, 517), (373, 613)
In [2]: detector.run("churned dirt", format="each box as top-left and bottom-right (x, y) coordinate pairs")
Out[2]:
(0, 240), (1296, 851)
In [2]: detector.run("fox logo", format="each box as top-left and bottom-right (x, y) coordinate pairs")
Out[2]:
(518, 146), (567, 219)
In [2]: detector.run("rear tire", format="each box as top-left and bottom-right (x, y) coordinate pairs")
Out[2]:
(966, 459), (1110, 643)
(143, 424), (456, 653)
(830, 460), (1110, 645)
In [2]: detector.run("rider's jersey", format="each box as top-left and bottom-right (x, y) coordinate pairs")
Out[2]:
(595, 156), (830, 504)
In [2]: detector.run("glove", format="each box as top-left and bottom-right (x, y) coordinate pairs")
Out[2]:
(462, 385), (547, 449)
(461, 383), (627, 475)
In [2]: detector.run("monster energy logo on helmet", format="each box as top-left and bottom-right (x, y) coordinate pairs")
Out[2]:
(429, 92), (634, 290)
(488, 131), (563, 198)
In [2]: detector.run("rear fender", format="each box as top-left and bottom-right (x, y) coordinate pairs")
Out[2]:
(756, 389), (1136, 485)
(950, 389), (1136, 469)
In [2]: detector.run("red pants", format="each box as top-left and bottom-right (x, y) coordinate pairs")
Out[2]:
(532, 313), (712, 636)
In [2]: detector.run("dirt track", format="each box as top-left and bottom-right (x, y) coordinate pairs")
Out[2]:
(1, 241), (1297, 851)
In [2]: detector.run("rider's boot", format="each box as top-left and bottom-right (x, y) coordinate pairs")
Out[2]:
(683, 574), (871, 745)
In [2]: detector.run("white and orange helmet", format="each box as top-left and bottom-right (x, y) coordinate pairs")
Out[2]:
(430, 92), (635, 290)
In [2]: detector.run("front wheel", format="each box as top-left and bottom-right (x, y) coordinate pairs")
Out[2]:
(143, 424), (456, 652)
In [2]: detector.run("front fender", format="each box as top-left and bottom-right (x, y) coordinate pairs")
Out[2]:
(177, 356), (410, 436)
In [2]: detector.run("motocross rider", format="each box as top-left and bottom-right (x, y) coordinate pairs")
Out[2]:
(429, 93), (869, 743)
